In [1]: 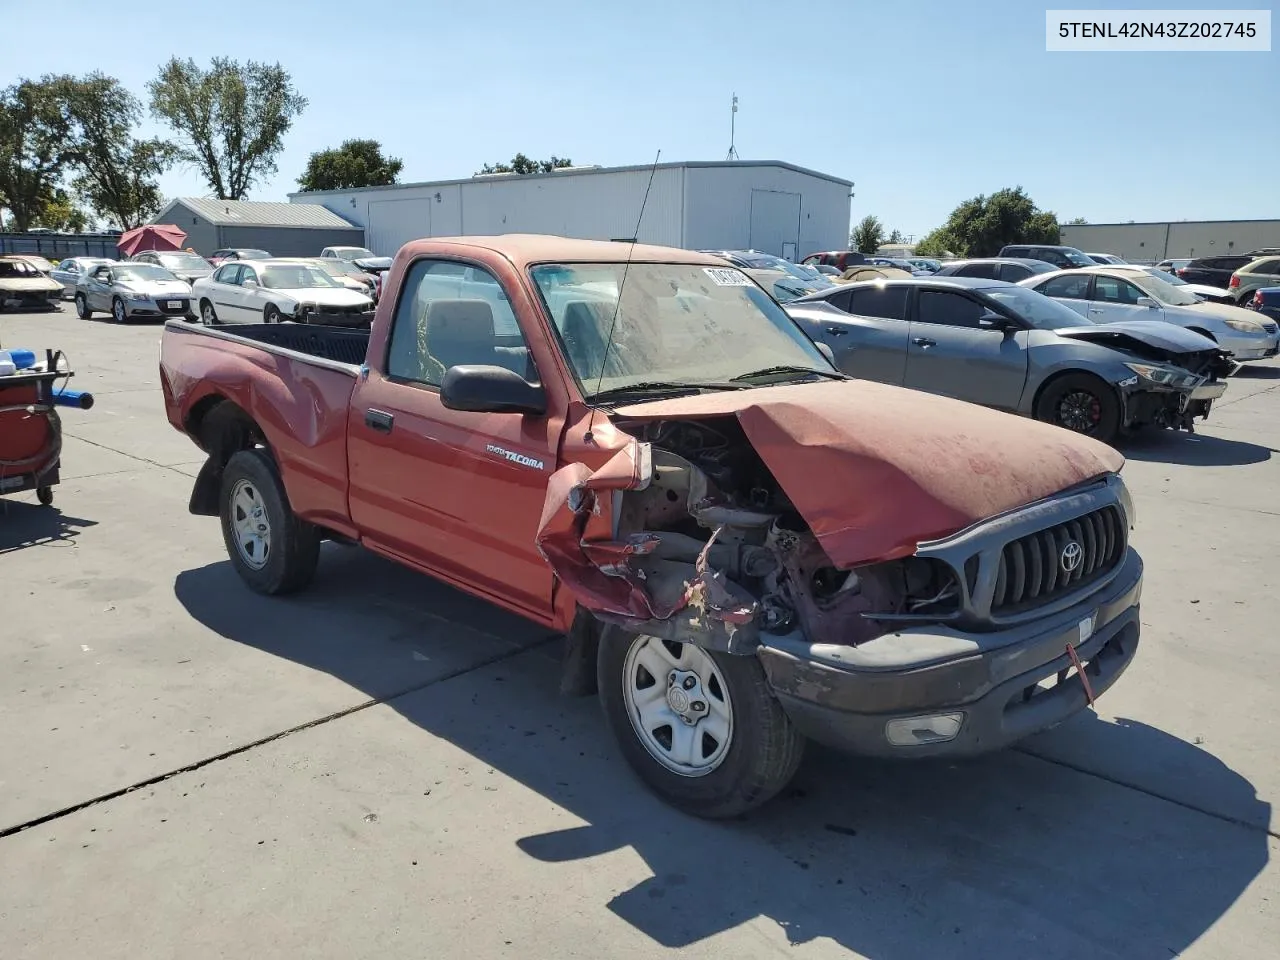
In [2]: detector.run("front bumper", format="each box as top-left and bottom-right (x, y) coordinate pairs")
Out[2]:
(122, 296), (191, 318)
(757, 549), (1143, 757)
(1219, 330), (1280, 361)
(1119, 378), (1225, 430)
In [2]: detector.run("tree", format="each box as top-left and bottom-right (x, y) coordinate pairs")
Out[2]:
(148, 57), (308, 200)
(0, 76), (79, 232)
(887, 228), (904, 244)
(297, 138), (403, 192)
(476, 153), (573, 175)
(915, 187), (1060, 258)
(850, 214), (886, 253)
(30, 187), (91, 232)
(1066, 216), (1088, 225)
(65, 73), (173, 229)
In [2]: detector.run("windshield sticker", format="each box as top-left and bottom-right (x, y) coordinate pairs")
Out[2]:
(486, 443), (545, 471)
(703, 267), (751, 286)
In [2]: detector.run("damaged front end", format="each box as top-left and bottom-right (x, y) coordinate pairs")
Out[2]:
(536, 417), (960, 656)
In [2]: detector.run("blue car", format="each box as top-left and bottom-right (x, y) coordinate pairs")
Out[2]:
(1246, 286), (1280, 325)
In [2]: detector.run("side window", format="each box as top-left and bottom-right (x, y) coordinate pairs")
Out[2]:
(845, 285), (908, 320)
(916, 290), (985, 328)
(956, 262), (998, 279)
(1039, 274), (1091, 299)
(1032, 248), (1069, 267)
(386, 259), (533, 386)
(1093, 276), (1144, 304)
(215, 265), (242, 285)
(240, 265), (260, 286)
(822, 289), (854, 312)
(1252, 258), (1280, 275)
(1002, 247), (1028, 259)
(999, 263), (1032, 282)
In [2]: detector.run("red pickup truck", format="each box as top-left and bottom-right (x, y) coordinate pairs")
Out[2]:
(160, 235), (1144, 817)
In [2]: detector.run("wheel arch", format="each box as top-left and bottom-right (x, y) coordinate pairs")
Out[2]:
(1031, 366), (1121, 416)
(186, 397), (276, 516)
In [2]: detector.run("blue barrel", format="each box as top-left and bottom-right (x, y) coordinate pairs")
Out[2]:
(53, 387), (95, 410)
(5, 348), (37, 370)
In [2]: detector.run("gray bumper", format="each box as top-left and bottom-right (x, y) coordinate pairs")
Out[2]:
(757, 548), (1143, 757)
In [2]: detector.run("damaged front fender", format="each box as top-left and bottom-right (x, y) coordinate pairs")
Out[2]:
(536, 441), (763, 654)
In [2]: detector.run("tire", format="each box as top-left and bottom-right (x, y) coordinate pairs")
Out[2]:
(75, 293), (92, 319)
(264, 304), (281, 324)
(112, 297), (127, 324)
(36, 485), (54, 506)
(218, 448), (320, 595)
(1035, 372), (1122, 445)
(597, 626), (805, 819)
(200, 299), (219, 326)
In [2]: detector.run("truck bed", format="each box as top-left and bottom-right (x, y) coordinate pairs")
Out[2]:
(197, 322), (372, 367)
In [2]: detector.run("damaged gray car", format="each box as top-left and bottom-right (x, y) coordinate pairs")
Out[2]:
(789, 277), (1238, 444)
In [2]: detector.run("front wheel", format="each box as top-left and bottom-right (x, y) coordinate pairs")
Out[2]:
(112, 297), (127, 324)
(218, 448), (320, 595)
(597, 627), (805, 819)
(1035, 372), (1122, 445)
(75, 293), (92, 319)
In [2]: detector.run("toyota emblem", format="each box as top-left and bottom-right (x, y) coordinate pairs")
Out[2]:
(1060, 541), (1083, 573)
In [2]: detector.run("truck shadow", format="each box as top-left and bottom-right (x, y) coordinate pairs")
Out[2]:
(174, 551), (1270, 959)
(1118, 431), (1275, 467)
(0, 500), (97, 554)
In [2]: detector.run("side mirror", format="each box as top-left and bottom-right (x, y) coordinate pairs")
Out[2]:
(440, 364), (546, 415)
(1136, 296), (1159, 309)
(242, 277), (259, 288)
(978, 310), (1016, 332)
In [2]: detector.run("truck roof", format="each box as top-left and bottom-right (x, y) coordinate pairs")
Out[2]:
(400, 234), (727, 269)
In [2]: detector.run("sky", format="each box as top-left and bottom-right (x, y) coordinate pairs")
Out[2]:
(4, 0), (1277, 238)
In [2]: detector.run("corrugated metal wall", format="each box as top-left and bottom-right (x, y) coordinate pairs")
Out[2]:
(1062, 221), (1280, 263)
(682, 166), (850, 257)
(298, 164), (850, 259)
(215, 226), (365, 258)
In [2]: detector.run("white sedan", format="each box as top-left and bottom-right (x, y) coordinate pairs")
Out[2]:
(1020, 266), (1279, 362)
(191, 259), (375, 326)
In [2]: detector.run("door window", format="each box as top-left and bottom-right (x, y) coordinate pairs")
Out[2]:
(956, 262), (999, 279)
(845, 285), (908, 320)
(386, 259), (534, 386)
(998, 263), (1032, 282)
(214, 264), (242, 285)
(1038, 274), (1091, 299)
(1092, 275), (1144, 304)
(1247, 258), (1280, 276)
(915, 290), (985, 328)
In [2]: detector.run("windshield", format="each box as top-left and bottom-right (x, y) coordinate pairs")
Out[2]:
(0, 260), (39, 277)
(234, 250), (271, 259)
(1130, 271), (1200, 306)
(1143, 267), (1188, 287)
(114, 264), (176, 281)
(155, 253), (210, 270)
(333, 247), (375, 260)
(529, 262), (831, 398)
(979, 285), (1094, 331)
(258, 265), (342, 289)
(313, 260), (356, 277)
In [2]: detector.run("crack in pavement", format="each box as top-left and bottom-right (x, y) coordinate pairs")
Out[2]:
(1215, 380), (1280, 408)
(0, 635), (558, 840)
(1016, 745), (1280, 840)
(60, 431), (198, 479)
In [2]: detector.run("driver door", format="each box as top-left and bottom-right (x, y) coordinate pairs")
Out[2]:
(1086, 274), (1165, 325)
(87, 265), (113, 310)
(208, 264), (246, 321)
(236, 264), (268, 321)
(903, 288), (1030, 411)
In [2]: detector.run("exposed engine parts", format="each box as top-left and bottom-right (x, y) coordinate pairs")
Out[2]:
(602, 417), (961, 653)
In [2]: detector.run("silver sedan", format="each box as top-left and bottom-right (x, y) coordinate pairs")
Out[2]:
(74, 261), (195, 323)
(50, 256), (112, 298)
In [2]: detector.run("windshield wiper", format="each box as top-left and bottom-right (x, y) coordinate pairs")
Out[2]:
(590, 380), (751, 403)
(728, 364), (849, 384)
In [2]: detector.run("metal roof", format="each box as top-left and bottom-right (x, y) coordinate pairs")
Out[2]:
(155, 199), (359, 229)
(288, 159), (854, 199)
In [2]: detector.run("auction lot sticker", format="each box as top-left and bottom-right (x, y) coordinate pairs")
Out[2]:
(704, 267), (752, 286)
(1046, 9), (1271, 51)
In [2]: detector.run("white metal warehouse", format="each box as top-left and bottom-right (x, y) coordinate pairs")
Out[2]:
(288, 160), (852, 260)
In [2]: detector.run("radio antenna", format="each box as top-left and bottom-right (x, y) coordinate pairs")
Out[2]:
(585, 148), (661, 443)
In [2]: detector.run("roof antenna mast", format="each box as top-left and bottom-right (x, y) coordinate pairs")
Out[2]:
(585, 148), (661, 444)
(726, 94), (739, 161)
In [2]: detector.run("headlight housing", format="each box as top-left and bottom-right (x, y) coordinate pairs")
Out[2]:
(126, 291), (151, 301)
(1122, 362), (1198, 389)
(1223, 318), (1264, 333)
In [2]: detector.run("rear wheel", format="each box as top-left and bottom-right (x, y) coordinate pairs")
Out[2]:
(218, 448), (320, 595)
(75, 293), (92, 319)
(597, 627), (805, 819)
(264, 304), (282, 324)
(1035, 372), (1122, 445)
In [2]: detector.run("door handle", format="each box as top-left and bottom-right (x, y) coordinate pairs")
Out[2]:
(825, 326), (848, 336)
(1088, 308), (1104, 313)
(365, 408), (394, 433)
(911, 337), (936, 348)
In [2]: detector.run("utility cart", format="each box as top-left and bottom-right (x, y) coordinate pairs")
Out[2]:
(0, 349), (93, 506)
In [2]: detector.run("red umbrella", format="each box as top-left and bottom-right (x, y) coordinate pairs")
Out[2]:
(116, 224), (188, 256)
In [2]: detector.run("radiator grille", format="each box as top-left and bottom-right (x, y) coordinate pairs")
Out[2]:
(991, 506), (1125, 614)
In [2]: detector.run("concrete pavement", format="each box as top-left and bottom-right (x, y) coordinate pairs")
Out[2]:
(1, 309), (1276, 958)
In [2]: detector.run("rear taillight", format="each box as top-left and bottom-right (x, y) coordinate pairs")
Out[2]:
(1229, 274), (1240, 288)
(1176, 267), (1187, 276)
(1255, 291), (1264, 306)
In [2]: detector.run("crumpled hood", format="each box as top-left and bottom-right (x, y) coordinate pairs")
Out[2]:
(613, 379), (1123, 567)
(1057, 320), (1216, 354)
